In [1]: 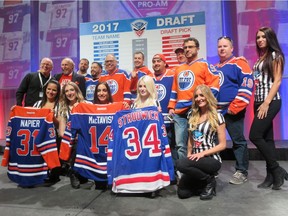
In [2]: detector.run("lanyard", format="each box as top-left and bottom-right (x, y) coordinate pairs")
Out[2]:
(38, 72), (51, 89)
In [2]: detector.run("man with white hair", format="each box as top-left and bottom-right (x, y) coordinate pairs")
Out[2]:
(54, 57), (86, 98)
(16, 57), (54, 106)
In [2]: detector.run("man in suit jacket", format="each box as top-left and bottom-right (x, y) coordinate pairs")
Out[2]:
(54, 57), (86, 98)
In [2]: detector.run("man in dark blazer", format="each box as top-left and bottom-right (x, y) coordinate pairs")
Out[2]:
(54, 57), (86, 98)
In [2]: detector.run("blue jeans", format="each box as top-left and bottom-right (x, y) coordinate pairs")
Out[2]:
(225, 109), (249, 175)
(173, 113), (188, 160)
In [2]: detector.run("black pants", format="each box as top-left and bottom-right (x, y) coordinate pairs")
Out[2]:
(176, 157), (221, 198)
(249, 100), (281, 170)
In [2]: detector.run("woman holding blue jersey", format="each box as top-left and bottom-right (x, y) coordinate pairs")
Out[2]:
(131, 75), (161, 111)
(33, 79), (61, 185)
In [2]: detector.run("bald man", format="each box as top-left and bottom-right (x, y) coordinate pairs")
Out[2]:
(54, 57), (86, 98)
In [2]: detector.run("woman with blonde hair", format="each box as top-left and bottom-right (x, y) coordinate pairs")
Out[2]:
(131, 75), (161, 111)
(58, 81), (86, 189)
(59, 81), (85, 126)
(176, 84), (226, 200)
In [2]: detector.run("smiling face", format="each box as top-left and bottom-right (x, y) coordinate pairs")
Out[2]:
(183, 40), (199, 62)
(104, 54), (117, 74)
(39, 58), (53, 76)
(138, 80), (150, 100)
(90, 63), (102, 79)
(152, 56), (166, 75)
(78, 59), (89, 74)
(96, 83), (109, 104)
(194, 89), (207, 109)
(64, 84), (77, 104)
(61, 58), (74, 75)
(256, 30), (267, 50)
(46, 82), (58, 101)
(218, 38), (233, 62)
(134, 53), (144, 69)
(176, 51), (186, 63)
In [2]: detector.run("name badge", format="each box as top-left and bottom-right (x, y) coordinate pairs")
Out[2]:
(39, 91), (43, 98)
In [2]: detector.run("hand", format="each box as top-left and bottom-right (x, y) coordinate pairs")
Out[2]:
(131, 70), (137, 78)
(257, 101), (269, 119)
(168, 109), (175, 115)
(187, 152), (205, 161)
(227, 109), (234, 115)
(122, 102), (130, 109)
(10, 105), (16, 111)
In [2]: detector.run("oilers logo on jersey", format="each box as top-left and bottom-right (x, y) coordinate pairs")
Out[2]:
(155, 83), (166, 102)
(218, 70), (224, 87)
(86, 85), (96, 101)
(106, 79), (119, 96)
(178, 70), (194, 90)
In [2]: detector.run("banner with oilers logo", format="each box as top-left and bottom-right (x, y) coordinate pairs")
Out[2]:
(79, 12), (206, 72)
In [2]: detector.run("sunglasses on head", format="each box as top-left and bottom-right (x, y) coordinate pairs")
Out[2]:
(218, 36), (233, 44)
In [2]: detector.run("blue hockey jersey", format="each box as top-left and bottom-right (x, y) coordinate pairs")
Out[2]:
(1, 106), (60, 187)
(153, 69), (175, 127)
(107, 106), (175, 193)
(59, 102), (125, 182)
(215, 56), (254, 115)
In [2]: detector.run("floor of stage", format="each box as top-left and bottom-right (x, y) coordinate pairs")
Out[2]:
(0, 155), (288, 216)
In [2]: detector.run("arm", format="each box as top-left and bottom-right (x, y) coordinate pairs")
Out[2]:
(123, 72), (132, 104)
(58, 115), (66, 138)
(257, 58), (283, 119)
(228, 59), (254, 114)
(78, 76), (87, 99)
(53, 116), (59, 130)
(187, 132), (193, 157)
(16, 73), (31, 106)
(206, 63), (220, 99)
(167, 72), (178, 111)
(130, 70), (138, 93)
(188, 123), (226, 161)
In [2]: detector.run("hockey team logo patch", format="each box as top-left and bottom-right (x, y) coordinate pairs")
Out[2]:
(86, 85), (96, 101)
(218, 70), (224, 87)
(192, 130), (203, 148)
(155, 83), (166, 102)
(107, 79), (119, 95)
(131, 19), (147, 37)
(178, 70), (194, 90)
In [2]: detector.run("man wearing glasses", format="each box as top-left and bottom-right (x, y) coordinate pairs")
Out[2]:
(99, 54), (131, 104)
(16, 57), (54, 107)
(216, 36), (253, 185)
(168, 37), (220, 161)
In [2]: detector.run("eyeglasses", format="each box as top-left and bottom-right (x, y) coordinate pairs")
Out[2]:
(105, 60), (115, 64)
(183, 45), (197, 49)
(218, 36), (233, 43)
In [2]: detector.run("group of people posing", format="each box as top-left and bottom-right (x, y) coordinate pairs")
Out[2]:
(10, 26), (287, 200)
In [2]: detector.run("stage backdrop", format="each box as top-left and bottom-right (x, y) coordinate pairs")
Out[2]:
(80, 12), (206, 73)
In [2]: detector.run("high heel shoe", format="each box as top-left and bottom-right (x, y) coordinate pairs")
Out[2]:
(200, 176), (216, 200)
(271, 166), (288, 190)
(257, 169), (273, 189)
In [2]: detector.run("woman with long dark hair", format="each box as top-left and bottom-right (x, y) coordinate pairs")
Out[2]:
(249, 27), (287, 190)
(33, 79), (61, 184)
